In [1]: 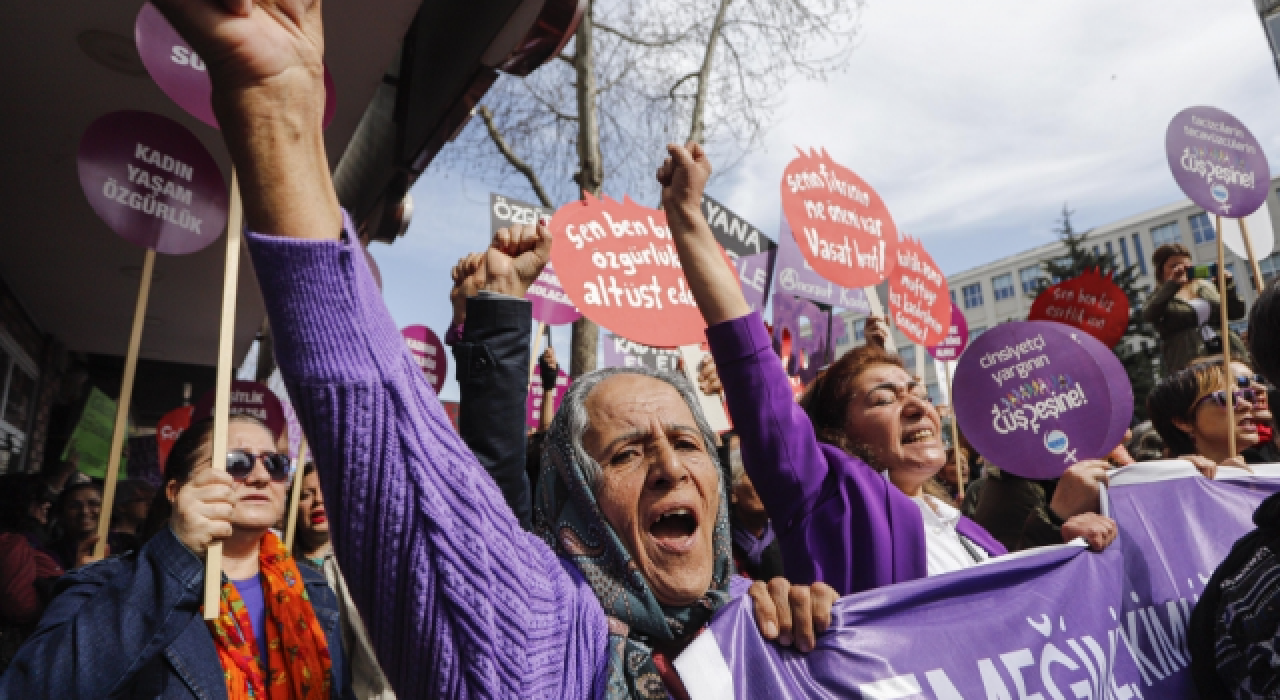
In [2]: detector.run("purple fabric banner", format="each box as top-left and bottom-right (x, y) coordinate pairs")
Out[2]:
(775, 213), (872, 314)
(677, 470), (1280, 699)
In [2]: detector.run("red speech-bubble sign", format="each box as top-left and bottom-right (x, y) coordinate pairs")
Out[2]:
(551, 193), (710, 348)
(888, 233), (952, 348)
(192, 380), (287, 439)
(1028, 269), (1130, 348)
(155, 404), (193, 468)
(780, 148), (898, 288)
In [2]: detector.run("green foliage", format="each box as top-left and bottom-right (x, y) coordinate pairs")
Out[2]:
(1034, 204), (1157, 423)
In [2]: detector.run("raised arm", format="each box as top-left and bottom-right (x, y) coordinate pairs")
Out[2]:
(152, 1), (606, 696)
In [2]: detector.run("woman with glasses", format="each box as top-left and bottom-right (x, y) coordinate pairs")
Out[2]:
(0, 415), (354, 699)
(1147, 360), (1261, 472)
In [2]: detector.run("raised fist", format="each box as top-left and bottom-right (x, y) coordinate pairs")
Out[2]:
(450, 253), (485, 327)
(657, 142), (713, 219)
(486, 223), (552, 298)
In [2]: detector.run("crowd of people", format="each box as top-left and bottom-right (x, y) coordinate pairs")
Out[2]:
(1, 1), (1280, 698)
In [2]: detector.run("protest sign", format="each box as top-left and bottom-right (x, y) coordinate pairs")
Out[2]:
(1075, 322), (1136, 464)
(888, 233), (951, 348)
(771, 292), (831, 383)
(155, 404), (193, 467)
(601, 333), (682, 372)
(551, 193), (714, 347)
(675, 468), (1279, 700)
(61, 387), (127, 479)
(774, 215), (871, 313)
(192, 380), (287, 439)
(1221, 202), (1276, 262)
(135, 2), (336, 130)
(780, 148), (897, 289)
(927, 305), (969, 362)
(528, 368), (569, 429)
(401, 325), (447, 394)
(525, 263), (581, 325)
(702, 193), (776, 258)
(953, 321), (1130, 480)
(1166, 106), (1270, 219)
(1028, 269), (1131, 348)
(490, 192), (551, 234)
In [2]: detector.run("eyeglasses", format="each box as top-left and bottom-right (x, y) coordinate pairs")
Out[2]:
(1192, 387), (1258, 412)
(226, 450), (293, 482)
(1235, 374), (1273, 390)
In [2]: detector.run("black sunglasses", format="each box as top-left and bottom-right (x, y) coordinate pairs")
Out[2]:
(226, 450), (293, 482)
(1235, 374), (1274, 390)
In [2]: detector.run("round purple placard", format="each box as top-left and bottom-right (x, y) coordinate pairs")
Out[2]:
(1166, 106), (1271, 218)
(135, 2), (336, 130)
(401, 325), (447, 394)
(1070, 324), (1134, 458)
(526, 263), (581, 325)
(953, 321), (1124, 480)
(927, 305), (969, 362)
(78, 110), (228, 254)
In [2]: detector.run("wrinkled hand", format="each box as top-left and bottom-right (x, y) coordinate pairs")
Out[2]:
(485, 223), (552, 298)
(75, 534), (109, 569)
(697, 354), (722, 396)
(1049, 459), (1109, 520)
(749, 578), (838, 653)
(864, 316), (889, 349)
(657, 142), (712, 221)
(1184, 454), (1219, 479)
(170, 467), (236, 557)
(450, 253), (484, 327)
(1061, 513), (1117, 552)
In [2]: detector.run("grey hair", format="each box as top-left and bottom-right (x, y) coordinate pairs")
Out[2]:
(558, 366), (723, 492)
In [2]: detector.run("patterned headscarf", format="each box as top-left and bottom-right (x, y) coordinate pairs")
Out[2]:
(533, 367), (734, 700)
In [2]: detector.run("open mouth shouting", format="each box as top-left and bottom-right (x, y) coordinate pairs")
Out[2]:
(649, 504), (700, 554)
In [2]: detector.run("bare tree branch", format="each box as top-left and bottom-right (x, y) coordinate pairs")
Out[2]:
(594, 20), (693, 48)
(476, 106), (555, 209)
(688, 0), (733, 144)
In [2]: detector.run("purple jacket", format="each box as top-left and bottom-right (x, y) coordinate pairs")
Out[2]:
(706, 312), (1007, 596)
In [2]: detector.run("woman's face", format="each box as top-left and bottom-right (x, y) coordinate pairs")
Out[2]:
(941, 453), (968, 486)
(843, 364), (946, 495)
(297, 470), (329, 540)
(1160, 255), (1192, 284)
(1182, 363), (1261, 459)
(583, 374), (720, 607)
(62, 487), (101, 536)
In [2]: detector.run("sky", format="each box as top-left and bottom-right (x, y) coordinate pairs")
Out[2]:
(369, 0), (1280, 401)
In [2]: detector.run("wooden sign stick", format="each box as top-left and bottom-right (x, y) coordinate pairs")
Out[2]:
(203, 171), (244, 620)
(283, 442), (310, 552)
(529, 321), (548, 379)
(94, 249), (156, 559)
(1239, 218), (1266, 293)
(942, 359), (964, 500)
(1215, 215), (1237, 459)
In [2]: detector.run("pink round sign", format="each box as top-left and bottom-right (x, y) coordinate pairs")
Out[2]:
(526, 263), (581, 325)
(927, 305), (969, 362)
(135, 2), (336, 130)
(401, 325), (447, 394)
(78, 110), (228, 254)
(527, 369), (570, 428)
(192, 380), (287, 439)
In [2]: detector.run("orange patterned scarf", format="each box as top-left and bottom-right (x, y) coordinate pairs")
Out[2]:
(205, 532), (333, 700)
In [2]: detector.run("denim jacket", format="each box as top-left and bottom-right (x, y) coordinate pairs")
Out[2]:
(0, 525), (353, 699)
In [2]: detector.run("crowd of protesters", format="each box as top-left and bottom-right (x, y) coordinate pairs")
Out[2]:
(0, 1), (1279, 698)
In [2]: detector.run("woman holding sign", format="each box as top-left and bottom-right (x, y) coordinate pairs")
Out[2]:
(1147, 359), (1261, 470)
(1143, 243), (1248, 374)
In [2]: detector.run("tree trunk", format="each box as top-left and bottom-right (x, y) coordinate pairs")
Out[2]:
(571, 0), (603, 378)
(688, 0), (733, 145)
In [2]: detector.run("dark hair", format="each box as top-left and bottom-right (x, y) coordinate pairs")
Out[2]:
(0, 474), (52, 533)
(1152, 243), (1192, 282)
(1249, 280), (1280, 386)
(1146, 361), (1228, 456)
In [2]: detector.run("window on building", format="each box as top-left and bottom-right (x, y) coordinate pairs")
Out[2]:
(1151, 222), (1182, 247)
(927, 383), (943, 406)
(950, 289), (956, 305)
(1018, 265), (1042, 295)
(1, 367), (33, 430)
(992, 273), (1015, 301)
(962, 283), (984, 309)
(853, 318), (866, 342)
(898, 344), (916, 368)
(1119, 237), (1132, 269)
(1189, 213), (1215, 244)
(1092, 245), (1102, 259)
(1267, 13), (1280, 60)
(1132, 234), (1148, 276)
(971, 325), (987, 337)
(1261, 252), (1280, 283)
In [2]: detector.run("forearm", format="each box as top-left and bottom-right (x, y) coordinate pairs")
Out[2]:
(666, 203), (751, 325)
(540, 386), (556, 430)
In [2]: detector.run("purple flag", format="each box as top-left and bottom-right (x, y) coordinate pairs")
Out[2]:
(675, 468), (1280, 699)
(775, 213), (872, 313)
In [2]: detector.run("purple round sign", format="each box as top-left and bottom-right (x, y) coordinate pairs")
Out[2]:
(927, 305), (969, 362)
(135, 2), (336, 131)
(953, 321), (1129, 480)
(1166, 106), (1271, 218)
(525, 263), (581, 325)
(527, 369), (570, 428)
(78, 110), (228, 254)
(401, 325), (447, 394)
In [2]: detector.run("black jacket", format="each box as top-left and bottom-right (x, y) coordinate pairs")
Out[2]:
(452, 293), (534, 529)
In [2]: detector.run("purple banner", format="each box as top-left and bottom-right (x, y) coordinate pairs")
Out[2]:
(601, 332), (681, 372)
(527, 368), (570, 429)
(78, 110), (228, 255)
(928, 305), (969, 362)
(678, 471), (1280, 699)
(775, 213), (871, 313)
(526, 263), (582, 325)
(1165, 106), (1270, 218)
(733, 249), (777, 313)
(772, 293), (831, 383)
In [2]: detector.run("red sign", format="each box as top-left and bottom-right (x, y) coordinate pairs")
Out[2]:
(1028, 269), (1131, 348)
(192, 380), (287, 439)
(888, 234), (951, 348)
(155, 405), (193, 468)
(551, 193), (711, 348)
(780, 148), (897, 289)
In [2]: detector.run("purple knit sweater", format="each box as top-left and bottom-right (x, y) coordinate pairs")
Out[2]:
(246, 230), (610, 698)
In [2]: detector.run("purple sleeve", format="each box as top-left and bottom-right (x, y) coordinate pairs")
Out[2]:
(705, 312), (834, 530)
(244, 229), (608, 699)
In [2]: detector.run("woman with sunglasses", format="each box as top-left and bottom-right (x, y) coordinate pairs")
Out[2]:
(1148, 360), (1261, 474)
(1, 414), (354, 699)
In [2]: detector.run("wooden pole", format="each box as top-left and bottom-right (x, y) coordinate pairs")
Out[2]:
(283, 442), (310, 552)
(1239, 218), (1266, 293)
(942, 359), (964, 500)
(94, 249), (156, 559)
(529, 321), (547, 379)
(1216, 215), (1237, 459)
(204, 171), (244, 619)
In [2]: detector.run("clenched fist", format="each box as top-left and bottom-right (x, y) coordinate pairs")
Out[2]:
(657, 142), (713, 224)
(169, 467), (236, 557)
